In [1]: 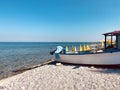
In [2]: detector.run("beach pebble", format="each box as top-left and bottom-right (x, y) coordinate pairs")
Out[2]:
(79, 66), (85, 69)
(90, 66), (95, 69)
(56, 63), (62, 66)
(0, 65), (120, 90)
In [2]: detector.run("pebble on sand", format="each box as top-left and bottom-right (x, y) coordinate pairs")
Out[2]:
(0, 65), (120, 90)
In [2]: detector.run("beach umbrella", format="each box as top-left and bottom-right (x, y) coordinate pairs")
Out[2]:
(86, 45), (90, 51)
(107, 39), (111, 45)
(74, 46), (77, 52)
(79, 45), (83, 52)
(66, 46), (69, 52)
(83, 45), (87, 51)
(101, 41), (104, 47)
(100, 40), (104, 47)
(72, 46), (75, 52)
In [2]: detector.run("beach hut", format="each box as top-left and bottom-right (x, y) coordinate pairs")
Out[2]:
(103, 30), (120, 49)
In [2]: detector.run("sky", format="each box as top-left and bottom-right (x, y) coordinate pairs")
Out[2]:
(0, 0), (120, 42)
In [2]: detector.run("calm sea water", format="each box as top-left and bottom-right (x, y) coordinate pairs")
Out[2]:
(0, 42), (98, 78)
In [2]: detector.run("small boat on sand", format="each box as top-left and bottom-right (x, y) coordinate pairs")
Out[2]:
(50, 30), (120, 65)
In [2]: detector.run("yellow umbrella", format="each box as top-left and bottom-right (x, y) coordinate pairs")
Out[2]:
(101, 41), (104, 47)
(107, 39), (111, 45)
(83, 45), (86, 51)
(72, 46), (75, 52)
(100, 40), (104, 47)
(86, 45), (90, 51)
(66, 46), (69, 52)
(79, 45), (83, 52)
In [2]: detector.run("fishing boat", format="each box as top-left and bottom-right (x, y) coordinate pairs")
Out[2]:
(50, 30), (120, 65)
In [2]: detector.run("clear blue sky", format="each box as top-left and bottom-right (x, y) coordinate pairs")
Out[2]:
(0, 0), (120, 42)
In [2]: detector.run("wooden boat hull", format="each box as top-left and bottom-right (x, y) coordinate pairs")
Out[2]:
(55, 52), (120, 65)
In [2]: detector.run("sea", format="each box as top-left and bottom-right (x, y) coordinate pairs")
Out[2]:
(0, 42), (98, 79)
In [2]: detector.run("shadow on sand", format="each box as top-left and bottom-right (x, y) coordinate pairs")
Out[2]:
(50, 61), (120, 74)
(90, 69), (120, 74)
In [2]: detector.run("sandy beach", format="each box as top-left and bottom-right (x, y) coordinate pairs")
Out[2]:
(0, 64), (120, 90)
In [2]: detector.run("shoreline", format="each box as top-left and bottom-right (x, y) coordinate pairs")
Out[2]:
(0, 59), (55, 80)
(1, 59), (120, 80)
(0, 62), (120, 90)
